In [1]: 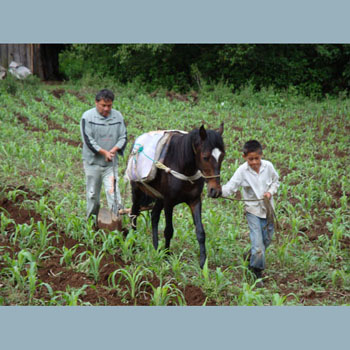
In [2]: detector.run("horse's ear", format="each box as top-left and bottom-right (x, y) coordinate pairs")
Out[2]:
(199, 125), (207, 140)
(218, 122), (224, 135)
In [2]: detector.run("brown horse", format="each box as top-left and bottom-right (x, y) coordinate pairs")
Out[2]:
(130, 124), (225, 268)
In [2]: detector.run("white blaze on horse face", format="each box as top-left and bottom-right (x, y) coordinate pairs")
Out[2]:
(211, 148), (222, 162)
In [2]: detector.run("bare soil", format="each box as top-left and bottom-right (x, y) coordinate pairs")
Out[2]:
(0, 186), (213, 305)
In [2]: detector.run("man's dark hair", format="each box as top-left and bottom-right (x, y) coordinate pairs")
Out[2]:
(95, 89), (114, 102)
(243, 140), (263, 155)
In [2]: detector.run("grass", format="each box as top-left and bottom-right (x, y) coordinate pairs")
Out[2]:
(0, 77), (349, 305)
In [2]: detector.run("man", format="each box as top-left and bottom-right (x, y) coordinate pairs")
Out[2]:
(80, 89), (127, 220)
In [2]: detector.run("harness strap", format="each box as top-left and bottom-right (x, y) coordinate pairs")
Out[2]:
(155, 161), (202, 184)
(134, 136), (220, 197)
(140, 180), (164, 199)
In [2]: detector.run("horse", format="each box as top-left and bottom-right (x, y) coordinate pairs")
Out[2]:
(129, 123), (225, 268)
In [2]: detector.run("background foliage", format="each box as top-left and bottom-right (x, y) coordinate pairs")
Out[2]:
(59, 44), (350, 95)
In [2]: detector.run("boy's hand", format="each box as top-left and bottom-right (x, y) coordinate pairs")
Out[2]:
(263, 192), (271, 200)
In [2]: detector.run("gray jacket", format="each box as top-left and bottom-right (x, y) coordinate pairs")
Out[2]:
(80, 107), (127, 166)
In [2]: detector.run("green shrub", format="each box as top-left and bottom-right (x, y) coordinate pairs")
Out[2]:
(58, 44), (350, 95)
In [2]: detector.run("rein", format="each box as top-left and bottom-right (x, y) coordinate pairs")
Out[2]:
(220, 196), (280, 231)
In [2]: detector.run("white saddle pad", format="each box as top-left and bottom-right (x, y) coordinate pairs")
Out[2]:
(126, 130), (187, 183)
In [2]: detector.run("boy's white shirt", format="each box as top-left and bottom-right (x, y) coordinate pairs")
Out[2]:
(222, 159), (280, 219)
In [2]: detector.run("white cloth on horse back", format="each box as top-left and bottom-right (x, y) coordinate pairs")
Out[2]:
(126, 130), (187, 183)
(222, 160), (280, 219)
(80, 107), (127, 166)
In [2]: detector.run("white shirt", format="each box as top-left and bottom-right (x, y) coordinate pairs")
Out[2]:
(222, 159), (280, 218)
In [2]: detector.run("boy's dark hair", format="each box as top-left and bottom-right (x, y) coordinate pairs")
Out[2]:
(243, 140), (263, 155)
(95, 89), (114, 102)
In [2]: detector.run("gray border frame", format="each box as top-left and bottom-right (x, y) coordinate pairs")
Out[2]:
(1, 0), (350, 43)
(1, 0), (350, 348)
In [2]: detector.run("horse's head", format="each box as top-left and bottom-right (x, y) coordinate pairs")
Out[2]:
(193, 123), (225, 198)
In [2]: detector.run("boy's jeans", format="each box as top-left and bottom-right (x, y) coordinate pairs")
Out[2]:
(83, 162), (122, 219)
(246, 212), (274, 270)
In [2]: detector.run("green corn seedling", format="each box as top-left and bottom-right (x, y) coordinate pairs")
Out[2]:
(236, 282), (265, 306)
(36, 221), (53, 249)
(109, 266), (151, 302)
(88, 251), (105, 283)
(59, 285), (89, 306)
(148, 282), (185, 306)
(27, 262), (38, 303)
(0, 213), (14, 235)
(60, 244), (82, 267)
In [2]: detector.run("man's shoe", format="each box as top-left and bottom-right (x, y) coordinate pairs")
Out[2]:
(255, 279), (264, 288)
(249, 266), (262, 278)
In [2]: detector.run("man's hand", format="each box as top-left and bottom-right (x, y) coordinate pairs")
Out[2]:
(110, 146), (120, 157)
(99, 147), (120, 161)
(99, 149), (113, 162)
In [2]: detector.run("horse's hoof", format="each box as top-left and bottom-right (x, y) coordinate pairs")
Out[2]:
(199, 258), (206, 269)
(122, 227), (129, 237)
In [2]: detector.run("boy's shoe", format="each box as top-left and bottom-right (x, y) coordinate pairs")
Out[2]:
(249, 266), (264, 287)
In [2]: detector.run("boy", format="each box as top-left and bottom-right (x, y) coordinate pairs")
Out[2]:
(221, 140), (279, 284)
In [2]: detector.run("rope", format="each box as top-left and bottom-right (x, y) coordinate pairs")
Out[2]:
(220, 196), (280, 231)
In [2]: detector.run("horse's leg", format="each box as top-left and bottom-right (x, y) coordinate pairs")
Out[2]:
(163, 204), (174, 252)
(151, 199), (163, 250)
(130, 184), (142, 230)
(188, 199), (206, 268)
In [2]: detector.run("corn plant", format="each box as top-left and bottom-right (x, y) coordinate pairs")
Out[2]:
(0, 213), (14, 235)
(148, 282), (185, 306)
(101, 233), (120, 255)
(4, 262), (26, 289)
(168, 250), (187, 282)
(36, 221), (53, 250)
(12, 222), (35, 248)
(330, 269), (350, 289)
(65, 215), (87, 240)
(109, 266), (151, 302)
(213, 267), (231, 293)
(74, 251), (91, 273)
(235, 282), (265, 306)
(201, 259), (211, 288)
(87, 251), (105, 283)
(114, 230), (137, 262)
(33, 197), (51, 217)
(27, 262), (38, 303)
(3, 250), (35, 291)
(6, 189), (27, 202)
(60, 244), (82, 268)
(271, 293), (289, 305)
(53, 285), (89, 306)
(82, 222), (103, 248)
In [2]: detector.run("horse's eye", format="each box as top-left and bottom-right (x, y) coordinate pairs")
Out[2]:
(203, 156), (210, 161)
